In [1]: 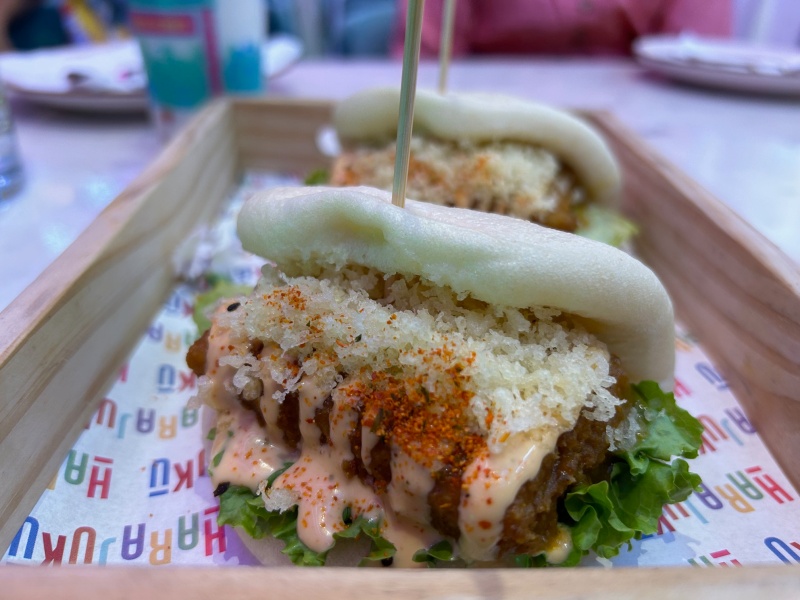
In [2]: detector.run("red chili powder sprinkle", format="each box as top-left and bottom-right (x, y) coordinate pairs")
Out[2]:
(342, 345), (486, 471)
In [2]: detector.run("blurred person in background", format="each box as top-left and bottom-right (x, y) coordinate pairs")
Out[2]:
(0, 0), (128, 52)
(0, 0), (754, 58)
(270, 0), (397, 56)
(394, 0), (733, 56)
(0, 1), (68, 51)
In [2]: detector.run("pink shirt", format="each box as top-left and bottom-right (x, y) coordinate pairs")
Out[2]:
(394, 0), (733, 57)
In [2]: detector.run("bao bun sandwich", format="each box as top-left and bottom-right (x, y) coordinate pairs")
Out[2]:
(187, 186), (701, 567)
(330, 88), (635, 245)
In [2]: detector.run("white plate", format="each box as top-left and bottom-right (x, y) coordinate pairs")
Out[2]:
(0, 35), (304, 113)
(633, 35), (800, 96)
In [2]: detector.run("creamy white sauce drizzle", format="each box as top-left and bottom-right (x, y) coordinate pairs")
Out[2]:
(544, 525), (573, 565)
(360, 425), (380, 470)
(458, 430), (558, 562)
(210, 409), (293, 488)
(204, 325), (239, 412)
(386, 447), (435, 526)
(203, 310), (567, 565)
(380, 505), (441, 568)
(204, 319), (293, 488)
(269, 379), (381, 553)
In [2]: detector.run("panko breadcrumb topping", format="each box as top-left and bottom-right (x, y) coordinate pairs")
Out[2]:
(331, 137), (585, 230)
(212, 264), (622, 463)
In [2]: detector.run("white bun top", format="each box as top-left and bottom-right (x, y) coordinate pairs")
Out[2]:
(238, 186), (674, 388)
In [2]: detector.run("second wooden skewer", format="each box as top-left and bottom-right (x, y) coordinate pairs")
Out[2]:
(392, 0), (426, 209)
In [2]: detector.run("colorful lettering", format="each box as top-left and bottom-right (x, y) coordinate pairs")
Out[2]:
(726, 408), (755, 434)
(94, 398), (118, 429)
(157, 365), (176, 393)
(688, 549), (740, 567)
(720, 417), (743, 446)
(41, 532), (66, 566)
(695, 483), (723, 510)
(173, 460), (194, 492)
(98, 537), (116, 565)
(64, 450), (88, 485)
(150, 530), (173, 565)
(673, 377), (691, 399)
(179, 371), (196, 392)
(88, 457), (113, 499)
(148, 324), (164, 342)
(117, 412), (132, 439)
(765, 537), (800, 564)
(122, 524), (145, 560)
(7, 517), (38, 559)
(182, 407), (199, 428)
(159, 416), (178, 440)
(683, 498), (708, 524)
(178, 514), (199, 551)
(137, 409), (156, 434)
(69, 527), (96, 564)
(746, 467), (793, 504)
(698, 415), (727, 454)
(695, 362), (728, 391)
(150, 458), (170, 497)
(165, 333), (182, 353)
(654, 502), (693, 535)
(715, 484), (755, 513)
(726, 471), (763, 501)
(203, 507), (226, 556)
(710, 549), (740, 567)
(164, 292), (182, 313)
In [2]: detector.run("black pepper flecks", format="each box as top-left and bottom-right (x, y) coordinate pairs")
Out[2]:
(227, 302), (241, 312)
(213, 482), (231, 497)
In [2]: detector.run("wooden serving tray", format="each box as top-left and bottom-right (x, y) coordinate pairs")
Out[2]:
(1, 97), (799, 596)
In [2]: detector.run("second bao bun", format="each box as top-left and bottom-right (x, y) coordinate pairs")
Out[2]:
(333, 87), (622, 208)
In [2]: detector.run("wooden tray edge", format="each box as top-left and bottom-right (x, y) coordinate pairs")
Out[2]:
(0, 99), (798, 591)
(4, 563), (800, 599)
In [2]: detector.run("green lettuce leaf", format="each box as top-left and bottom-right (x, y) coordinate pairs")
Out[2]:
(304, 168), (330, 186)
(217, 479), (395, 566)
(269, 507), (328, 566)
(620, 381), (704, 475)
(217, 484), (274, 540)
(563, 381), (703, 561)
(412, 540), (458, 566)
(192, 278), (252, 334)
(514, 553), (548, 568)
(574, 205), (638, 248)
(217, 484), (328, 566)
(333, 510), (397, 565)
(219, 382), (701, 568)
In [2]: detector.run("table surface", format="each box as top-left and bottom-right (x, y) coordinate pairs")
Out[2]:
(1, 57), (799, 312)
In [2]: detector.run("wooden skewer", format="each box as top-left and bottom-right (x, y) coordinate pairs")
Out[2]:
(438, 0), (456, 94)
(391, 0), (425, 209)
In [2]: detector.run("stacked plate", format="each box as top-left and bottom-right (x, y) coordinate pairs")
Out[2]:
(0, 36), (304, 112)
(633, 34), (800, 95)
